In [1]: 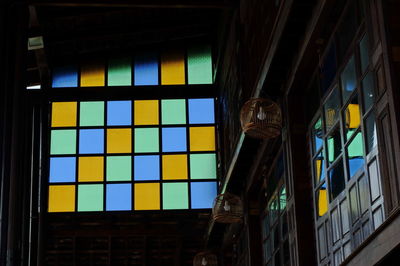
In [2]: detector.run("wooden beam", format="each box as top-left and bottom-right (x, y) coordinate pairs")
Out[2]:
(29, 0), (234, 9)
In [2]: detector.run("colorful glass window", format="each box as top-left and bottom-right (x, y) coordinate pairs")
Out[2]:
(48, 98), (217, 212)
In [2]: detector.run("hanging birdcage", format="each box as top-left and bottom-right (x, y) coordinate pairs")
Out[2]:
(212, 192), (243, 223)
(193, 251), (218, 266)
(240, 98), (282, 139)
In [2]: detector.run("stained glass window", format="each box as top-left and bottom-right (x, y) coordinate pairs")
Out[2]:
(48, 98), (218, 212)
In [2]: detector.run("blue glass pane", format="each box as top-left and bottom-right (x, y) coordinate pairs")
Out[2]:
(134, 155), (160, 181)
(190, 182), (217, 209)
(162, 127), (187, 152)
(79, 129), (104, 154)
(188, 98), (215, 124)
(106, 183), (132, 211)
(107, 101), (132, 126)
(52, 66), (78, 88)
(49, 157), (76, 183)
(134, 53), (159, 85)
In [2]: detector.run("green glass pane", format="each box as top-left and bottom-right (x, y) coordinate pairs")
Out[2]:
(108, 57), (132, 86)
(279, 186), (287, 211)
(50, 130), (76, 154)
(188, 46), (212, 84)
(78, 184), (103, 212)
(80, 101), (104, 126)
(162, 183), (188, 210)
(190, 154), (216, 179)
(161, 99), (186, 125)
(106, 156), (131, 181)
(134, 128), (159, 153)
(327, 127), (341, 164)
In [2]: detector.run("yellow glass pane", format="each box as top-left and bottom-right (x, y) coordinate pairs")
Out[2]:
(48, 185), (75, 212)
(189, 127), (216, 151)
(318, 188), (328, 217)
(78, 156), (104, 182)
(316, 159), (322, 179)
(134, 100), (159, 125)
(81, 62), (105, 87)
(107, 129), (132, 153)
(346, 104), (361, 129)
(134, 183), (160, 210)
(161, 51), (185, 85)
(51, 102), (77, 127)
(162, 154), (188, 180)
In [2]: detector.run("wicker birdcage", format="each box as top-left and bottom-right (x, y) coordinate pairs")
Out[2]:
(212, 193), (243, 223)
(193, 251), (218, 266)
(240, 98), (282, 139)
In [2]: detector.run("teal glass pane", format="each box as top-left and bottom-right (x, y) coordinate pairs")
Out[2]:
(50, 130), (77, 155)
(190, 154), (217, 179)
(341, 56), (357, 102)
(78, 184), (103, 212)
(106, 156), (131, 181)
(162, 183), (189, 210)
(279, 186), (286, 211)
(313, 117), (323, 153)
(108, 57), (132, 86)
(80, 101), (104, 126)
(134, 128), (159, 153)
(347, 132), (364, 178)
(161, 99), (186, 124)
(188, 46), (213, 84)
(327, 127), (342, 164)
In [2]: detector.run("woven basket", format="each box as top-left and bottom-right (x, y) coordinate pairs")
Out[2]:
(240, 98), (282, 139)
(193, 251), (218, 266)
(212, 193), (243, 223)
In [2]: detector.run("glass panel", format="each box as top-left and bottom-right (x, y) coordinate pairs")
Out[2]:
(107, 101), (132, 126)
(134, 128), (159, 153)
(279, 186), (286, 211)
(162, 155), (188, 180)
(161, 99), (186, 125)
(162, 183), (189, 210)
(327, 126), (342, 164)
(134, 100), (159, 125)
(161, 127), (187, 152)
(78, 184), (103, 212)
(106, 156), (131, 181)
(189, 127), (215, 151)
(365, 112), (377, 153)
(106, 183), (132, 211)
(106, 129), (132, 154)
(269, 197), (279, 223)
(341, 56), (357, 102)
(49, 157), (76, 183)
(190, 182), (217, 209)
(262, 214), (269, 239)
(362, 72), (374, 113)
(314, 150), (326, 184)
(78, 156), (104, 182)
(108, 57), (131, 86)
(134, 53), (159, 86)
(50, 130), (77, 155)
(187, 45), (213, 84)
(48, 185), (75, 212)
(320, 42), (337, 94)
(312, 117), (323, 153)
(324, 87), (340, 131)
(80, 101), (104, 126)
(161, 50), (185, 85)
(329, 159), (346, 200)
(188, 98), (215, 124)
(134, 155), (160, 181)
(52, 65), (78, 88)
(79, 129), (104, 154)
(360, 34), (370, 74)
(51, 102), (77, 127)
(347, 132), (364, 178)
(134, 183), (160, 210)
(190, 154), (217, 179)
(80, 61), (105, 87)
(317, 182), (328, 217)
(344, 95), (361, 140)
